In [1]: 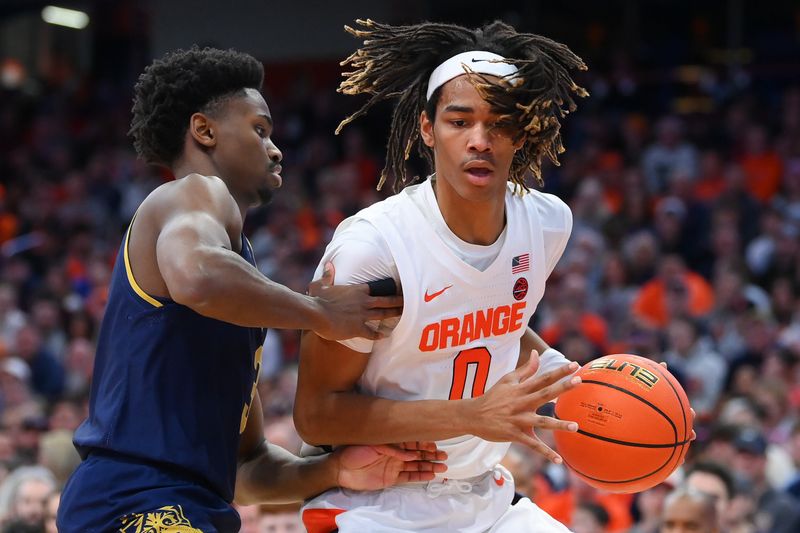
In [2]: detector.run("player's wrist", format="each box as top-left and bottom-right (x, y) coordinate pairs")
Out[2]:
(305, 295), (330, 335)
(302, 450), (340, 493)
(540, 347), (561, 357)
(455, 397), (482, 436)
(327, 452), (343, 489)
(539, 347), (573, 374)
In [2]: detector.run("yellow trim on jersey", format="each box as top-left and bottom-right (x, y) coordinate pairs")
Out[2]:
(123, 221), (163, 308)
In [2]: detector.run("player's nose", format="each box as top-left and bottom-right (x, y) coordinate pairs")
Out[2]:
(467, 125), (491, 152)
(267, 140), (282, 163)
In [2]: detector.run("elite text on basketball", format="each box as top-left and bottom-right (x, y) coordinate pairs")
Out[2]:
(588, 358), (660, 389)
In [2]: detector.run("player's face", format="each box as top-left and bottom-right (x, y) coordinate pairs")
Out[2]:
(660, 498), (717, 533)
(420, 75), (523, 204)
(213, 88), (282, 206)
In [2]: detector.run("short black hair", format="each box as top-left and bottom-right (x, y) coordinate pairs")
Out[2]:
(686, 461), (736, 500)
(129, 46), (264, 167)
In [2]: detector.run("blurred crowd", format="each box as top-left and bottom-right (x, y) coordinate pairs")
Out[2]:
(1, 26), (800, 533)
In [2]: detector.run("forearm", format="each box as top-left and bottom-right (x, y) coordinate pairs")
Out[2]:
(519, 327), (573, 376)
(234, 441), (337, 505)
(170, 246), (323, 330)
(296, 392), (476, 446)
(518, 327), (551, 367)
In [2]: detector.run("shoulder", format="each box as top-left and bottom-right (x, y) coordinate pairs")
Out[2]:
(141, 174), (230, 210)
(516, 189), (572, 232)
(174, 174), (235, 209)
(356, 186), (419, 220)
(317, 187), (427, 284)
(320, 212), (399, 286)
(329, 188), (417, 249)
(145, 174), (239, 227)
(151, 174), (233, 206)
(326, 218), (390, 266)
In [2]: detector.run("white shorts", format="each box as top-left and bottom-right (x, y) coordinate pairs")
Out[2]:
(301, 465), (573, 533)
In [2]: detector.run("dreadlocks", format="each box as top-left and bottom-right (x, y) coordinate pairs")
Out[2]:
(337, 19), (588, 192)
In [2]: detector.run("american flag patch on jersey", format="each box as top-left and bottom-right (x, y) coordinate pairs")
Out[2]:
(512, 253), (530, 274)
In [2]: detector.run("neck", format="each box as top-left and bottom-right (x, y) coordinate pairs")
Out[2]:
(172, 152), (218, 183)
(432, 175), (506, 245)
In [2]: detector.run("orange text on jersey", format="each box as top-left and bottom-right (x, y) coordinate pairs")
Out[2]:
(418, 302), (527, 352)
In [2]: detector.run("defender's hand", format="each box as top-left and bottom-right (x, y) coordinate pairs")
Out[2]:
(308, 263), (402, 341)
(335, 442), (448, 490)
(467, 351), (581, 464)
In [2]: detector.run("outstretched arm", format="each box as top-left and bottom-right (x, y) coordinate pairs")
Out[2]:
(294, 332), (581, 463)
(234, 391), (446, 505)
(147, 174), (401, 340)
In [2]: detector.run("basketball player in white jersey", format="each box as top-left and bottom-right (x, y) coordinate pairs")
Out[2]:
(294, 20), (589, 532)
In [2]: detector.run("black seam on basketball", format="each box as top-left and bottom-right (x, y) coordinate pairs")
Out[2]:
(552, 412), (690, 448)
(647, 361), (691, 451)
(577, 427), (690, 447)
(560, 454), (672, 486)
(554, 377), (683, 484)
(556, 417), (681, 485)
(579, 379), (680, 446)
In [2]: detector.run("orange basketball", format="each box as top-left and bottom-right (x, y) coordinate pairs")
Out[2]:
(553, 354), (692, 493)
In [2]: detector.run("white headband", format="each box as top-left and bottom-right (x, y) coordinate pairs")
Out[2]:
(426, 50), (519, 101)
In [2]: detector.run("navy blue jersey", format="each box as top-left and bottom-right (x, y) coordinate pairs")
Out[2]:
(71, 221), (265, 502)
(59, 453), (240, 532)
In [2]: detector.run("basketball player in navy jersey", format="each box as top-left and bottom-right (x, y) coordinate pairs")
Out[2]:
(57, 47), (445, 533)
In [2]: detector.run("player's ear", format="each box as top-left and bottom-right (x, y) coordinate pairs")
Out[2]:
(189, 112), (216, 148)
(420, 110), (435, 148)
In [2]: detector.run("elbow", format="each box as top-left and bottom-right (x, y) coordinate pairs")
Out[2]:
(293, 402), (328, 445)
(167, 268), (215, 309)
(234, 474), (272, 506)
(169, 283), (205, 309)
(233, 488), (259, 507)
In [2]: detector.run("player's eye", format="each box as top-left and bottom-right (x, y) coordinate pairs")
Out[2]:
(489, 120), (514, 136)
(255, 126), (266, 137)
(451, 119), (467, 127)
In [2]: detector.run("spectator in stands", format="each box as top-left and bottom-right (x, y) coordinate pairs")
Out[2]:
(13, 326), (63, 401)
(642, 116), (699, 196)
(628, 480), (675, 533)
(684, 461), (736, 532)
(0, 466), (56, 528)
(729, 428), (800, 533)
(739, 125), (783, 204)
(659, 488), (719, 533)
(571, 501), (610, 533)
(663, 316), (726, 417)
(631, 254), (714, 328)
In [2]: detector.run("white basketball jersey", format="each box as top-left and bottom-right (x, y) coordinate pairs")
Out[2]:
(349, 180), (551, 479)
